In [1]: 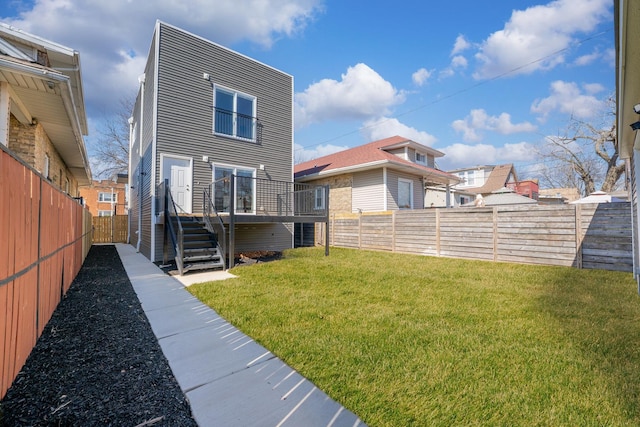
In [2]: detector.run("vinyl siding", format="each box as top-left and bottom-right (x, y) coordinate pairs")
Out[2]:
(352, 169), (385, 212)
(143, 22), (293, 261)
(154, 22), (293, 214)
(233, 223), (293, 253)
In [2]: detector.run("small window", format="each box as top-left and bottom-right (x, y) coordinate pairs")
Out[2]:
(98, 210), (113, 217)
(43, 154), (50, 178)
(398, 178), (413, 209)
(416, 153), (426, 164)
(314, 187), (325, 210)
(213, 85), (257, 141)
(98, 192), (117, 202)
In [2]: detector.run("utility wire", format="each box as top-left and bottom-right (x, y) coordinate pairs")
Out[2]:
(294, 28), (613, 153)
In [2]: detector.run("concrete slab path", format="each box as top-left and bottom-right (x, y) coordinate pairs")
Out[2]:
(115, 244), (365, 427)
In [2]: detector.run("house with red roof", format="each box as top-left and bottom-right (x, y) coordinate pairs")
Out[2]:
(294, 136), (461, 214)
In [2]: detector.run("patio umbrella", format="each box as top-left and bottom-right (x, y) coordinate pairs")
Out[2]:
(570, 191), (625, 204)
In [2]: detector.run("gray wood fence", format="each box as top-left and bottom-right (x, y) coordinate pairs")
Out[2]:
(316, 203), (632, 272)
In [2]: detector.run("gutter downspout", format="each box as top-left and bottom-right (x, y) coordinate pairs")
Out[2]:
(136, 73), (145, 252)
(127, 116), (133, 244)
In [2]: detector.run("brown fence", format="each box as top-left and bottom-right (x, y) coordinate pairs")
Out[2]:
(1, 146), (92, 399)
(320, 203), (633, 272)
(92, 215), (128, 243)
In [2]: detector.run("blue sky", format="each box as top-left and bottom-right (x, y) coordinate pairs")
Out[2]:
(1, 0), (615, 176)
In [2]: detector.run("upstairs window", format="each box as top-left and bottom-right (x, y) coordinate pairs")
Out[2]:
(416, 153), (426, 164)
(98, 192), (117, 202)
(214, 86), (257, 141)
(314, 187), (326, 210)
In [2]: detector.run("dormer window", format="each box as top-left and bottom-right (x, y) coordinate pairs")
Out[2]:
(416, 153), (426, 164)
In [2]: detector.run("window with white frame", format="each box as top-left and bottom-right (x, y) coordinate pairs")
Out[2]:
(212, 164), (256, 214)
(314, 186), (325, 210)
(43, 154), (50, 179)
(214, 85), (257, 141)
(416, 152), (426, 164)
(98, 192), (117, 202)
(398, 178), (413, 209)
(98, 210), (113, 217)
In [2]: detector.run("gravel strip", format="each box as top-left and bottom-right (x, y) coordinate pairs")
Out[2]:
(0, 245), (197, 426)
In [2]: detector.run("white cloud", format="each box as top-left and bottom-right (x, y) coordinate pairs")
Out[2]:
(531, 80), (605, 121)
(294, 143), (349, 163)
(452, 109), (537, 142)
(574, 50), (600, 66)
(412, 68), (433, 86)
(2, 0), (323, 117)
(451, 34), (471, 56)
(294, 63), (405, 128)
(473, 0), (611, 79)
(451, 55), (468, 69)
(361, 117), (437, 146)
(438, 141), (534, 170)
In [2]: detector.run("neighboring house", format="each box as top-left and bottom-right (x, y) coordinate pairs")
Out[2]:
(538, 187), (580, 205)
(130, 21), (320, 269)
(79, 179), (128, 217)
(294, 135), (461, 213)
(461, 187), (538, 207)
(0, 23), (91, 195)
(449, 164), (518, 196)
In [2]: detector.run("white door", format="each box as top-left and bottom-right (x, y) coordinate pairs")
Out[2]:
(162, 155), (192, 213)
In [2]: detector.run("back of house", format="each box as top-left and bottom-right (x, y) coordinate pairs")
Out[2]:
(129, 21), (294, 263)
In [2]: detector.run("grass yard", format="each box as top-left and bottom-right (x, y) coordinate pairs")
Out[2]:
(188, 247), (640, 426)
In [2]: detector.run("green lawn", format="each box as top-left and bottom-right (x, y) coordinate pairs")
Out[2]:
(188, 247), (640, 426)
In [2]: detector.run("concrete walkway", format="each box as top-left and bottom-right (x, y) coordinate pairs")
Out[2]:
(115, 244), (365, 427)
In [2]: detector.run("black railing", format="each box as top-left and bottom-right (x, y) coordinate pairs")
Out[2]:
(213, 107), (258, 141)
(203, 185), (227, 270)
(159, 180), (184, 275)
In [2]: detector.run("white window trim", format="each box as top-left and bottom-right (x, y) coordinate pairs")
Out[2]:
(398, 178), (413, 209)
(98, 210), (113, 217)
(314, 186), (326, 210)
(98, 192), (117, 203)
(43, 154), (50, 179)
(211, 163), (257, 215)
(213, 84), (257, 142)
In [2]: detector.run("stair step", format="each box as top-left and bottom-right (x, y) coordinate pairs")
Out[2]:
(184, 254), (222, 263)
(183, 261), (225, 272)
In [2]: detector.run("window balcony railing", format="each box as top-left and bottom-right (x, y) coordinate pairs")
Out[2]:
(214, 107), (260, 142)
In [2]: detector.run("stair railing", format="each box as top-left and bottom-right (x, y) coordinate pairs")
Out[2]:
(203, 182), (227, 270)
(160, 179), (184, 275)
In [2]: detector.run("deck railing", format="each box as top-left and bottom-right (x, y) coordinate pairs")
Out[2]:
(203, 184), (227, 270)
(158, 180), (184, 274)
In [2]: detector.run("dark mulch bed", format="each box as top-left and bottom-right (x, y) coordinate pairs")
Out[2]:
(0, 245), (197, 427)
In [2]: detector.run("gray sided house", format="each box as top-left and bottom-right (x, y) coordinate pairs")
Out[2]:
(295, 136), (461, 214)
(129, 21), (320, 269)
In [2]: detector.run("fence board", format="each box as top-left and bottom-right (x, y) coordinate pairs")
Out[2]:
(1, 147), (91, 400)
(327, 203), (632, 272)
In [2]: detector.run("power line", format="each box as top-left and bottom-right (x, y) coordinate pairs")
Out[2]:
(294, 27), (613, 153)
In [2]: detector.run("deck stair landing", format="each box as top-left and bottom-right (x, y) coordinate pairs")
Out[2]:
(175, 216), (225, 274)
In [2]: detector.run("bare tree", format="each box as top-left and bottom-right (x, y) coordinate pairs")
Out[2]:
(90, 97), (134, 179)
(536, 96), (624, 196)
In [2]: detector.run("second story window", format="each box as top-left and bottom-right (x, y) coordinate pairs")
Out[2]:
(416, 153), (426, 164)
(214, 86), (257, 141)
(98, 192), (117, 203)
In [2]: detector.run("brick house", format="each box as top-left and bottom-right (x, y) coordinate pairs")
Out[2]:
(79, 179), (128, 217)
(0, 23), (91, 195)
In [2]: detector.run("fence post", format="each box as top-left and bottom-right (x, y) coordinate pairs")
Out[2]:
(575, 204), (583, 269)
(435, 208), (441, 256)
(493, 207), (498, 262)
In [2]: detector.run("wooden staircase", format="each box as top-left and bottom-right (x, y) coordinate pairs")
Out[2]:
(174, 216), (225, 274)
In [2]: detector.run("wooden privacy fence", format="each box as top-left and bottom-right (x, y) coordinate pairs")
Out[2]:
(0, 146), (92, 400)
(320, 203), (633, 272)
(92, 215), (128, 243)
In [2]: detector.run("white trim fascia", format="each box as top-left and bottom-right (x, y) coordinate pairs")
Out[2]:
(150, 22), (160, 262)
